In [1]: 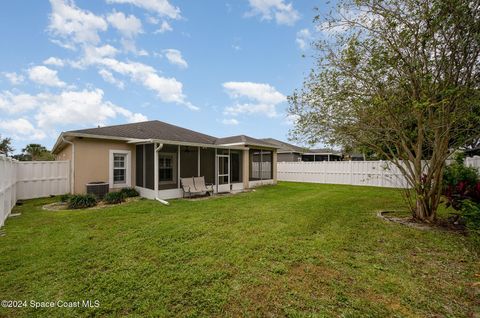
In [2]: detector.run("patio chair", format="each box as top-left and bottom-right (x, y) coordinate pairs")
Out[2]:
(193, 176), (214, 196)
(180, 177), (199, 198)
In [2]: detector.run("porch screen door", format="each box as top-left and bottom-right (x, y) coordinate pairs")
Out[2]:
(216, 154), (230, 193)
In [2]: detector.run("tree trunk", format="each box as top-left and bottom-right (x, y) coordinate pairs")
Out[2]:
(413, 189), (439, 223)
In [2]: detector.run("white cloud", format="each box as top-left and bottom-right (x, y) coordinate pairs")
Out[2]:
(71, 44), (119, 68)
(48, 0), (108, 47)
(247, 0), (300, 26)
(163, 49), (188, 68)
(0, 89), (147, 135)
(106, 0), (181, 19)
(43, 57), (65, 67)
(0, 91), (39, 114)
(223, 81), (286, 117)
(28, 65), (66, 87)
(111, 105), (148, 123)
(120, 38), (149, 56)
(147, 16), (159, 24)
(33, 89), (148, 128)
(0, 118), (46, 140)
(154, 21), (173, 33)
(222, 118), (239, 125)
(100, 57), (197, 109)
(296, 28), (312, 50)
(2, 72), (24, 85)
(45, 1), (195, 111)
(98, 69), (125, 89)
(106, 11), (146, 55)
(107, 11), (143, 38)
(72, 48), (196, 109)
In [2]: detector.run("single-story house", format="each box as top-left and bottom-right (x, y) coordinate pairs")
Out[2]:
(261, 138), (343, 162)
(301, 148), (342, 162)
(52, 120), (279, 200)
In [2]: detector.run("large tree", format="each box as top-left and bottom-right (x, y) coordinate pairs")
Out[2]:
(289, 0), (480, 222)
(0, 135), (14, 156)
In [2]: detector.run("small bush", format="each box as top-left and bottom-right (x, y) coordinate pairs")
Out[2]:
(119, 187), (139, 198)
(68, 194), (97, 209)
(104, 191), (126, 204)
(59, 193), (71, 202)
(442, 155), (480, 245)
(443, 154), (480, 209)
(461, 200), (480, 246)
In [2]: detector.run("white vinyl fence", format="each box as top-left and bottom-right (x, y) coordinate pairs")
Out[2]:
(0, 155), (70, 227)
(465, 156), (480, 169)
(0, 156), (17, 227)
(277, 156), (480, 188)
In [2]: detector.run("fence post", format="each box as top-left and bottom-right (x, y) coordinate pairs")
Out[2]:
(350, 160), (353, 185)
(379, 160), (384, 187)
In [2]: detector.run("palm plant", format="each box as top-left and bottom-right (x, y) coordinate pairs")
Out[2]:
(22, 144), (48, 161)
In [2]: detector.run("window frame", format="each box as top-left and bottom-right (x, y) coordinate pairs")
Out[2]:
(249, 148), (273, 181)
(158, 152), (177, 185)
(109, 149), (131, 189)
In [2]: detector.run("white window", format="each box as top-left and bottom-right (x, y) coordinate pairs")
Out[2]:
(159, 153), (176, 184)
(113, 154), (127, 184)
(109, 150), (131, 188)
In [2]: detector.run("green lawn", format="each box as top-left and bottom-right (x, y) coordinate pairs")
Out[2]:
(0, 182), (478, 317)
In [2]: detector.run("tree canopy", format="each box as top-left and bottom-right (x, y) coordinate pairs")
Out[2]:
(289, 0), (480, 222)
(0, 135), (14, 156)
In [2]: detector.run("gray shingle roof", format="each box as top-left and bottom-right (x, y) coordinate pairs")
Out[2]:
(67, 120), (217, 145)
(260, 138), (306, 153)
(215, 135), (276, 148)
(62, 121), (279, 149)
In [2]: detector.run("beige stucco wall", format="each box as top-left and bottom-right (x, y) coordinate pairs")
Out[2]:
(72, 138), (136, 194)
(56, 144), (72, 161)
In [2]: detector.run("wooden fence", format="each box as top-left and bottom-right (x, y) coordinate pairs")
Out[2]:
(0, 155), (70, 227)
(277, 156), (480, 188)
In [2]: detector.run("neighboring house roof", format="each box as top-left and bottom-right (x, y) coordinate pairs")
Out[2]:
(215, 135), (275, 148)
(260, 138), (306, 154)
(304, 148), (342, 156)
(52, 120), (279, 153)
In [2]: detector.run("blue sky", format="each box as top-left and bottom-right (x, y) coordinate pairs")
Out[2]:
(0, 0), (324, 153)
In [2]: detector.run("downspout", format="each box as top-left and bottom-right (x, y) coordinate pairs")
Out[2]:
(61, 136), (75, 194)
(154, 143), (169, 205)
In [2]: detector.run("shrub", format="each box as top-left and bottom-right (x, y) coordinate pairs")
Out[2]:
(103, 191), (125, 204)
(461, 200), (480, 246)
(442, 155), (480, 244)
(68, 194), (97, 209)
(119, 187), (139, 198)
(59, 193), (71, 202)
(443, 153), (480, 209)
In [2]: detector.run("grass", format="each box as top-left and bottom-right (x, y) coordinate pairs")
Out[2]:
(0, 182), (478, 317)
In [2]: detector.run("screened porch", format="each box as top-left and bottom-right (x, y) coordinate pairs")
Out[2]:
(134, 143), (244, 199)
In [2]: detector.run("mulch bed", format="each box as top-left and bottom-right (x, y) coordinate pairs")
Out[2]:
(377, 210), (466, 233)
(42, 197), (141, 211)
